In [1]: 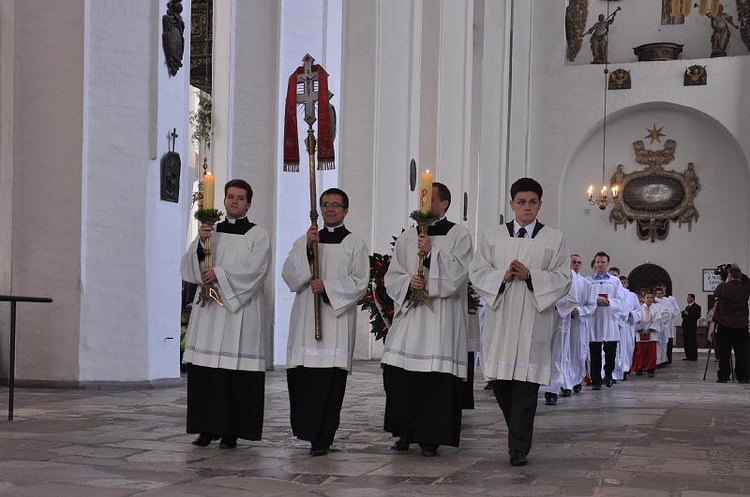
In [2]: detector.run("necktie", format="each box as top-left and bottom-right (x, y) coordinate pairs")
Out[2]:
(517, 227), (527, 238)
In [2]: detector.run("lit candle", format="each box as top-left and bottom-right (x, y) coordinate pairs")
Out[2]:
(611, 184), (620, 198)
(419, 169), (434, 213)
(203, 172), (215, 210)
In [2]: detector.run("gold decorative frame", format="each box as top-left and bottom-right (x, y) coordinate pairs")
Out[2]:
(608, 138), (700, 242)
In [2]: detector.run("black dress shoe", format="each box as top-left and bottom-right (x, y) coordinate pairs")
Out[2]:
(509, 450), (527, 466)
(544, 392), (557, 405)
(604, 376), (614, 388)
(310, 444), (329, 456)
(647, 370), (655, 378)
(192, 433), (220, 447)
(560, 389), (572, 397)
(716, 378), (728, 383)
(390, 436), (411, 452)
(622, 372), (629, 381)
(573, 384), (582, 393)
(591, 383), (602, 390)
(419, 444), (438, 457)
(483, 382), (493, 390)
(219, 436), (237, 449)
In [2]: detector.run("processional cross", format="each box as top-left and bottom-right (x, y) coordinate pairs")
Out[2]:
(283, 54), (336, 340)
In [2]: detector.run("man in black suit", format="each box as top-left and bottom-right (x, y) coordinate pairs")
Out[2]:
(681, 293), (701, 361)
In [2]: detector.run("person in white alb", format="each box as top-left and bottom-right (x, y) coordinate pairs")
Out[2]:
(470, 178), (571, 467)
(282, 188), (369, 456)
(613, 275), (641, 382)
(655, 285), (680, 368)
(586, 252), (625, 390)
(542, 254), (596, 405)
(381, 182), (472, 458)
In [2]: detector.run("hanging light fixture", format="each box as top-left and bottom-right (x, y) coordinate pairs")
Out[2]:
(587, 2), (621, 211)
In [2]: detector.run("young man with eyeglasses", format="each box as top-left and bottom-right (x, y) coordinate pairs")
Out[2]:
(470, 177), (571, 467)
(282, 188), (369, 456)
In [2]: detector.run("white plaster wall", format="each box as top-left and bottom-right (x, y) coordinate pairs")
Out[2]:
(79, 0), (185, 381)
(569, 0), (749, 65)
(274, 0), (342, 366)
(11, 0), (85, 381)
(499, 0), (750, 308)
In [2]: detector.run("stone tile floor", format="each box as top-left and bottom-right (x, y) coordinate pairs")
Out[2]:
(1, 354), (749, 496)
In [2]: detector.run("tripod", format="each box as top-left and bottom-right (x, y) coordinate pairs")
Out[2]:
(703, 334), (733, 381)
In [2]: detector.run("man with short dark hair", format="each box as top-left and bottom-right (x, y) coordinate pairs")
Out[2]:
(470, 177), (571, 467)
(586, 252), (625, 390)
(181, 179), (271, 449)
(713, 264), (750, 383)
(282, 187), (370, 456)
(681, 293), (702, 361)
(382, 182), (472, 458)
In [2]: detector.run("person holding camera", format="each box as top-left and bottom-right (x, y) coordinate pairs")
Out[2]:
(713, 264), (750, 383)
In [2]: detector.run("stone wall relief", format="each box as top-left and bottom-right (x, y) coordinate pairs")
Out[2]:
(608, 127), (700, 242)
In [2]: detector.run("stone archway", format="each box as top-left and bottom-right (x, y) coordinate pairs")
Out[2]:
(628, 263), (672, 296)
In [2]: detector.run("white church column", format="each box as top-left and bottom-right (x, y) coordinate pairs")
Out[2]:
(273, 0), (343, 366)
(5, 0), (187, 384)
(210, 0), (281, 366)
(432, 0), (474, 225)
(80, 0), (187, 382)
(0, 0), (14, 300)
(475, 0), (512, 232)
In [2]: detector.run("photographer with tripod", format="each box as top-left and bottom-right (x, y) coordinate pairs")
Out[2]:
(713, 264), (750, 383)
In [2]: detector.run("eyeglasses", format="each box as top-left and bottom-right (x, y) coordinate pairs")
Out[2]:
(321, 202), (345, 209)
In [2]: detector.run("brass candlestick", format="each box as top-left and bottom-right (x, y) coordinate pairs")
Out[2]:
(194, 210), (224, 307)
(406, 211), (438, 311)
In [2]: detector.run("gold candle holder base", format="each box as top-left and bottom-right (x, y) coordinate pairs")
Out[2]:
(193, 212), (225, 307)
(405, 213), (438, 312)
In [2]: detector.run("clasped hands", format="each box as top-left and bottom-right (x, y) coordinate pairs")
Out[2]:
(503, 259), (531, 283)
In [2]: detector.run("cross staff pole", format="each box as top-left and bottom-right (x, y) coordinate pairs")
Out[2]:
(290, 54), (326, 341)
(304, 127), (322, 341)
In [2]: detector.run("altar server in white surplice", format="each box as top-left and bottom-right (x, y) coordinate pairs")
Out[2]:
(613, 276), (641, 382)
(382, 182), (472, 458)
(181, 179), (271, 450)
(586, 252), (625, 390)
(655, 285), (680, 367)
(282, 188), (369, 457)
(469, 178), (571, 467)
(543, 255), (597, 405)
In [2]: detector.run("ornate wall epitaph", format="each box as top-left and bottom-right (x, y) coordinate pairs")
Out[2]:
(608, 129), (701, 242)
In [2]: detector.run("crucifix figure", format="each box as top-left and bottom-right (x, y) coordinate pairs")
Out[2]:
(298, 55), (319, 127)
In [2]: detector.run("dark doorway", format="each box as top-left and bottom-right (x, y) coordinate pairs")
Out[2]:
(628, 263), (672, 296)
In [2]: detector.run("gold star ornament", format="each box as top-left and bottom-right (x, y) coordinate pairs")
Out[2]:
(645, 124), (666, 144)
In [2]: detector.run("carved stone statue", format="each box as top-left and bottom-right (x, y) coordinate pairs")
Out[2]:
(586, 8), (620, 64)
(707, 4), (739, 57)
(162, 0), (185, 76)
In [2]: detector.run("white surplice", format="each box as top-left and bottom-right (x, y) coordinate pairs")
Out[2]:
(613, 290), (642, 380)
(381, 223), (472, 378)
(469, 224), (571, 385)
(545, 270), (597, 393)
(282, 230), (369, 372)
(180, 227), (271, 371)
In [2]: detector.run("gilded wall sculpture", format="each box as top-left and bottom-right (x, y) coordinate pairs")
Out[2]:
(608, 132), (700, 242)
(566, 0), (589, 61)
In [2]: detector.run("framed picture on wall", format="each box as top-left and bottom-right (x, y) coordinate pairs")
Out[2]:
(702, 268), (722, 293)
